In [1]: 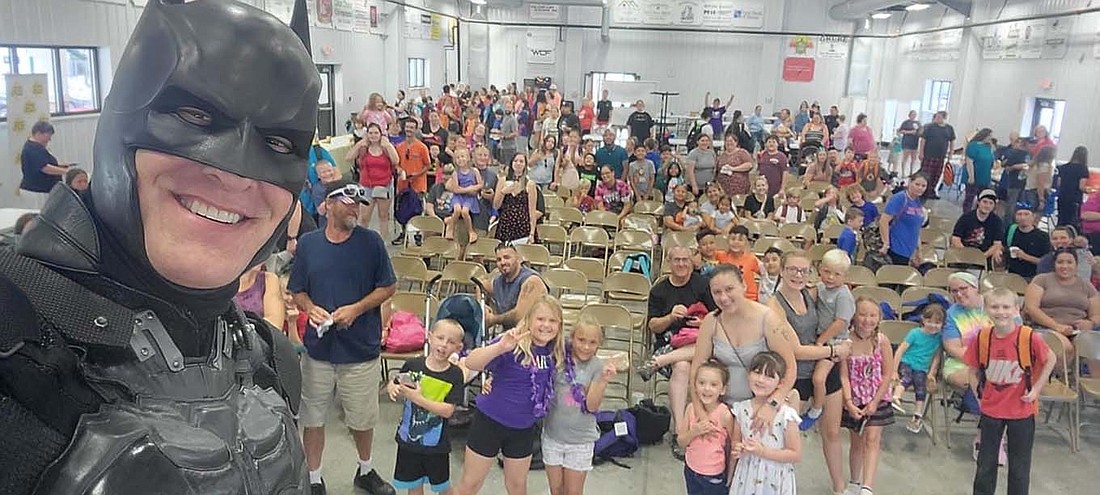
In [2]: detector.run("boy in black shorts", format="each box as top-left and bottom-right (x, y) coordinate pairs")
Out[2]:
(387, 319), (467, 494)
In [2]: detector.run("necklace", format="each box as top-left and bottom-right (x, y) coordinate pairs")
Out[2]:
(564, 345), (590, 414)
(528, 345), (556, 419)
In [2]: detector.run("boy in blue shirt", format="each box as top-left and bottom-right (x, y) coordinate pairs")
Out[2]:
(837, 206), (864, 261)
(892, 304), (945, 434)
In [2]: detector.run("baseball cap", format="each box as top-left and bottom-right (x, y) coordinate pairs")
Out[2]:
(978, 189), (998, 202)
(324, 179), (370, 205)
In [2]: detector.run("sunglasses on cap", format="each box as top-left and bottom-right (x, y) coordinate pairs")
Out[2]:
(327, 184), (370, 204)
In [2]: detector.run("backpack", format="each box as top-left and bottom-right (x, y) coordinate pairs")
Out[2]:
(900, 293), (951, 323)
(627, 399), (671, 445)
(383, 311), (427, 353)
(395, 189), (424, 226)
(860, 222), (891, 272)
(976, 325), (1035, 396)
(592, 409), (639, 468)
(622, 252), (652, 281)
(685, 121), (707, 151)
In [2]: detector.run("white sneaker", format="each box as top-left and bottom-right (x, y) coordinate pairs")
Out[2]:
(844, 482), (862, 495)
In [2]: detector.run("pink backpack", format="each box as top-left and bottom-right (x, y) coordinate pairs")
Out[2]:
(385, 311), (426, 353)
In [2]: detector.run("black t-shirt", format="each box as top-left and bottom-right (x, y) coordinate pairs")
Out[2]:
(1057, 162), (1089, 205)
(20, 140), (61, 193)
(951, 210), (1003, 251)
(898, 119), (921, 149)
(647, 273), (716, 347)
(559, 113), (581, 135)
(919, 123), (956, 159)
(422, 126), (448, 148)
(596, 100), (613, 121)
(627, 111), (655, 141)
(998, 147), (1030, 189)
(824, 115), (839, 135)
(743, 194), (776, 219)
(1006, 226), (1051, 279)
(394, 357), (465, 454)
(578, 163), (599, 196)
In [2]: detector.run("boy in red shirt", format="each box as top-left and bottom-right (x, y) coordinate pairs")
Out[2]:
(963, 288), (1055, 495)
(715, 225), (764, 301)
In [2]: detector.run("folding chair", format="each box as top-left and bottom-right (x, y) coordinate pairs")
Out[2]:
(391, 256), (441, 292)
(980, 272), (1029, 296)
(537, 224), (569, 262)
(399, 215), (447, 258)
(808, 244), (833, 265)
(463, 238), (501, 271)
(544, 195), (565, 208)
(614, 229), (655, 258)
(821, 223), (844, 244)
(923, 267), (955, 289)
(633, 199), (665, 217)
(779, 223), (817, 244)
(663, 230), (698, 249)
(1039, 331), (1080, 452)
(602, 271), (651, 331)
(926, 215), (955, 232)
(569, 226), (612, 264)
(622, 214), (659, 234)
(403, 236), (459, 271)
(564, 257), (607, 293)
(381, 292), (439, 380)
(548, 206), (585, 228)
(515, 243), (556, 271)
(852, 285), (902, 313)
(579, 303), (637, 402)
(755, 220), (781, 240)
(920, 229), (950, 251)
(543, 268), (596, 325)
(876, 265), (923, 294)
(434, 261), (488, 298)
(945, 247), (989, 275)
(845, 265), (878, 287)
(585, 209), (621, 234)
(900, 286), (950, 303)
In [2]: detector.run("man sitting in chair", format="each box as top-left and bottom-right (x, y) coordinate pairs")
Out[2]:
(950, 189), (1004, 268)
(480, 244), (548, 330)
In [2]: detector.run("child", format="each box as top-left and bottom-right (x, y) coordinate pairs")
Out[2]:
(835, 148), (859, 188)
(629, 144), (656, 201)
(812, 186), (845, 231)
(891, 304), (945, 433)
(311, 162), (343, 229)
(694, 230), (722, 275)
(730, 352), (802, 495)
(801, 249), (856, 431)
(664, 161), (687, 203)
(716, 225), (764, 301)
(964, 288), (1055, 495)
(743, 176), (776, 220)
(758, 247), (784, 305)
(678, 362), (736, 495)
(446, 148), (483, 243)
(645, 137), (662, 172)
(837, 207), (865, 261)
(845, 185), (878, 227)
(774, 187), (806, 225)
(543, 316), (617, 495)
(388, 319), (467, 495)
(709, 195), (738, 234)
(568, 178), (598, 213)
(840, 297), (896, 495)
(454, 296), (565, 495)
(678, 200), (703, 230)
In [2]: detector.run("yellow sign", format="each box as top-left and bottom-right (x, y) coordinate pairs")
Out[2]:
(430, 14), (442, 41)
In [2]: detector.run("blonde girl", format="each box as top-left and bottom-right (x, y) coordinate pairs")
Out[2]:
(360, 92), (396, 130)
(543, 316), (616, 495)
(730, 351), (801, 495)
(840, 296), (896, 495)
(455, 296), (566, 495)
(446, 148), (483, 243)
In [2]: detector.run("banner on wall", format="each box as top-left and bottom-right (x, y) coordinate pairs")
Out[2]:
(528, 4), (561, 21)
(332, 0), (354, 30)
(816, 36), (848, 59)
(314, 0), (333, 26)
(430, 14), (443, 41)
(907, 31), (961, 61)
(981, 18), (1071, 60)
(526, 30), (557, 65)
(6, 74), (51, 172)
(614, 0), (764, 29)
(1095, 29), (1100, 59)
(781, 57), (814, 82)
(786, 36), (815, 57)
(368, 0), (384, 35)
(352, 0), (370, 33)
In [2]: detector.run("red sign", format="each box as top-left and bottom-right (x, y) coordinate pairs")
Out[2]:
(782, 57), (815, 82)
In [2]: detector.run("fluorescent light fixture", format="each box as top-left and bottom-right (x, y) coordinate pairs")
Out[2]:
(906, 2), (931, 11)
(470, 0), (487, 5)
(871, 12), (893, 19)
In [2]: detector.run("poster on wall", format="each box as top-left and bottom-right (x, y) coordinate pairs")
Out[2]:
(352, 0), (370, 33)
(781, 57), (814, 82)
(404, 8), (421, 38)
(614, 0), (763, 29)
(612, 0), (644, 25)
(982, 18), (1069, 60)
(787, 36), (815, 57)
(643, 0), (675, 25)
(430, 14), (443, 41)
(526, 30), (557, 65)
(907, 30), (961, 61)
(332, 0), (354, 30)
(264, 0), (294, 25)
(368, 0), (384, 35)
(528, 4), (561, 21)
(6, 74), (51, 180)
(314, 0), (333, 26)
(816, 36), (848, 59)
(1041, 18), (1073, 59)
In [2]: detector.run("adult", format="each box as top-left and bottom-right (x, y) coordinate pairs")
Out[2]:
(557, 103), (581, 137)
(848, 113), (876, 160)
(715, 134), (755, 197)
(626, 99), (656, 142)
(896, 110), (922, 176)
(662, 184), (699, 232)
(529, 135), (558, 189)
(950, 189), (1004, 266)
(831, 115), (849, 152)
(421, 109), (449, 149)
(646, 245), (717, 458)
(1056, 146), (1089, 228)
(0, 1), (318, 492)
(824, 105), (841, 135)
(394, 119), (432, 244)
(800, 113), (830, 152)
(686, 134), (717, 195)
(347, 123), (400, 230)
(997, 137), (1031, 217)
(879, 173), (928, 265)
(757, 135), (790, 197)
(595, 128), (629, 179)
(594, 166), (634, 223)
(235, 264), (287, 333)
(704, 92), (734, 137)
(498, 98), (520, 168)
(940, 273), (992, 416)
(917, 111), (956, 200)
(747, 105), (766, 149)
(19, 120), (72, 208)
(494, 154), (540, 245)
(1037, 226), (1096, 282)
(1021, 146), (1055, 214)
(962, 128), (996, 211)
(63, 167), (89, 192)
(291, 180), (397, 495)
(1028, 125), (1055, 157)
(471, 146), (499, 233)
(546, 83), (563, 109)
(792, 101), (810, 134)
(802, 149), (833, 186)
(577, 97), (596, 135)
(595, 89), (613, 129)
(1081, 189), (1100, 255)
(725, 110), (754, 153)
(767, 251), (853, 495)
(483, 244), (549, 330)
(1004, 208), (1050, 279)
(1025, 248), (1100, 373)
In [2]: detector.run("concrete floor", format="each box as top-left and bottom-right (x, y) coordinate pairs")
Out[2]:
(306, 194), (1100, 495)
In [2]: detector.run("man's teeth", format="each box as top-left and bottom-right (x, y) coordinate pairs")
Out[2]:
(181, 198), (243, 224)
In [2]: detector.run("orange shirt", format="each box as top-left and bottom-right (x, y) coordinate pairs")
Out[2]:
(714, 249), (761, 301)
(396, 139), (431, 193)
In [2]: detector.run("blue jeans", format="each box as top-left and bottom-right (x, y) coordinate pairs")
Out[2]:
(684, 466), (727, 495)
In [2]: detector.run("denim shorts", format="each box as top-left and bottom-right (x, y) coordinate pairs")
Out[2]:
(684, 465), (727, 495)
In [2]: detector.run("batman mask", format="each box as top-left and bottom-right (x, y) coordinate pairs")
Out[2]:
(90, 0), (320, 296)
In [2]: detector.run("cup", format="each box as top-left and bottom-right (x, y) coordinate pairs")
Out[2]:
(1010, 246), (1020, 258)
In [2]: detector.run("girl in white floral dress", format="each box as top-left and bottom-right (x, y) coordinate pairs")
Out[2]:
(730, 351), (801, 495)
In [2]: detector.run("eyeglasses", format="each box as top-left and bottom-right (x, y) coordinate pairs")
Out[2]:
(326, 184), (368, 200)
(784, 266), (811, 276)
(949, 285), (973, 294)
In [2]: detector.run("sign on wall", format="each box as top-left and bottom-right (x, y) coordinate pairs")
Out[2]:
(526, 30), (557, 65)
(817, 36), (849, 59)
(781, 57), (814, 82)
(613, 0), (764, 29)
(314, 0), (333, 26)
(786, 36), (815, 57)
(981, 18), (1073, 60)
(906, 31), (962, 61)
(6, 74), (51, 173)
(332, 0), (354, 30)
(528, 4), (561, 21)
(352, 0), (371, 33)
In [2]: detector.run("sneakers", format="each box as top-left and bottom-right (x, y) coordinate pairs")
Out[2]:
(906, 415), (924, 434)
(390, 232), (406, 246)
(310, 481), (326, 495)
(354, 467), (396, 495)
(637, 356), (660, 382)
(891, 401), (907, 415)
(638, 345), (673, 381)
(669, 434), (685, 461)
(844, 481), (862, 495)
(798, 408), (822, 431)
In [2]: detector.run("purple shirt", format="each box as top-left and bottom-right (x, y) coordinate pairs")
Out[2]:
(849, 125), (876, 155)
(478, 343), (556, 429)
(708, 106), (727, 136)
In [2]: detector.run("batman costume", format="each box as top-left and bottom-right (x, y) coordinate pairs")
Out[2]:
(0, 1), (320, 493)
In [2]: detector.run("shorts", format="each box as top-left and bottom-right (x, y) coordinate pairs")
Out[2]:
(300, 354), (380, 431)
(684, 465), (727, 495)
(369, 184), (393, 199)
(541, 435), (594, 472)
(794, 365), (842, 401)
(465, 409), (536, 459)
(898, 362), (930, 401)
(841, 400), (896, 431)
(393, 448), (451, 493)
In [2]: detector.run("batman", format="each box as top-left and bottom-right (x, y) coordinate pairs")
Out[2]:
(0, 1), (320, 493)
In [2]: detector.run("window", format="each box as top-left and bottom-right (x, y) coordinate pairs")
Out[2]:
(921, 79), (952, 118)
(407, 58), (428, 89)
(586, 71), (639, 108)
(1, 45), (102, 120)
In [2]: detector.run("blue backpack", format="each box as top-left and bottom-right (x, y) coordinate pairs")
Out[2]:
(621, 252), (652, 282)
(395, 188), (424, 226)
(592, 409), (638, 468)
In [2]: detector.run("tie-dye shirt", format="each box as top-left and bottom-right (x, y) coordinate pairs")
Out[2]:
(943, 303), (992, 344)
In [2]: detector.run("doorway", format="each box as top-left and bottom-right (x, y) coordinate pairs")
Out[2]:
(1023, 97), (1065, 141)
(316, 65), (336, 139)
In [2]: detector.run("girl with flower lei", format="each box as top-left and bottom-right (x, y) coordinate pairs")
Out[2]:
(454, 295), (566, 495)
